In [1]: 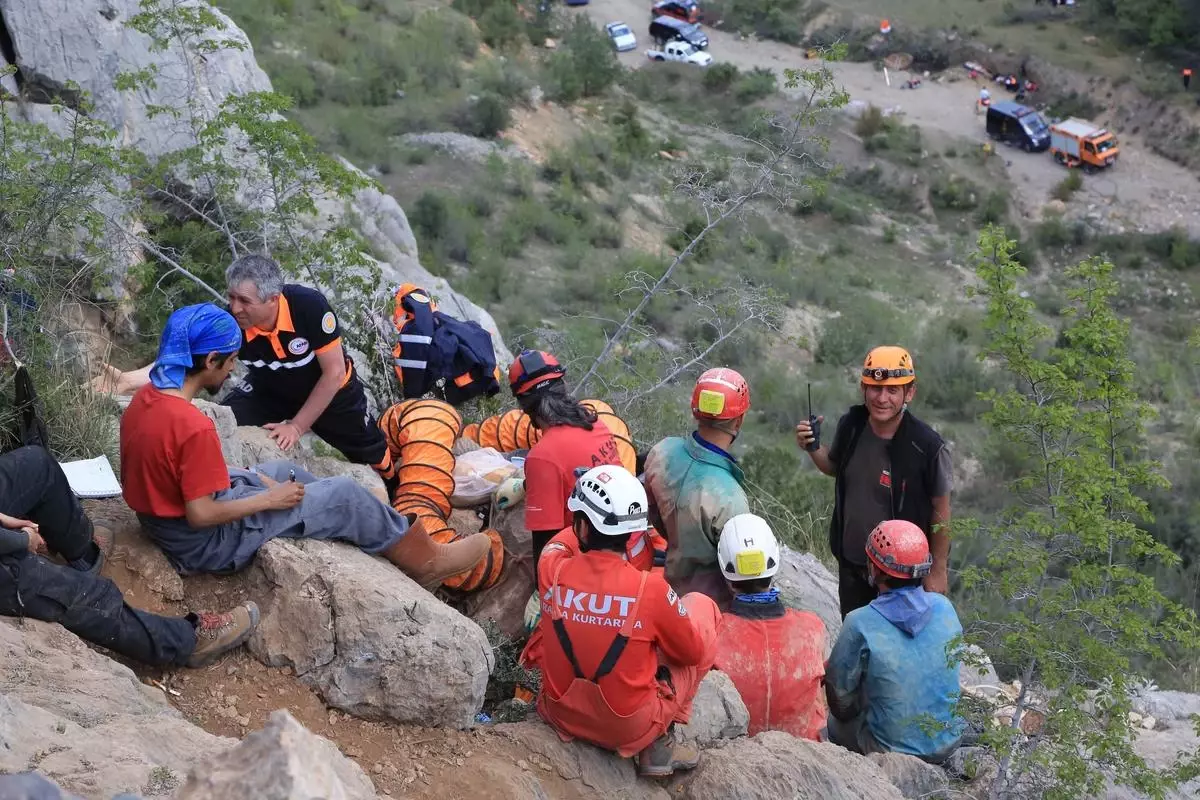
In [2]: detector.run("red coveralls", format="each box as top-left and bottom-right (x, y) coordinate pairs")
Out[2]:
(714, 605), (827, 739)
(521, 529), (720, 756)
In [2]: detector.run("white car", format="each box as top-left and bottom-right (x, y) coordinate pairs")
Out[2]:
(606, 21), (637, 52)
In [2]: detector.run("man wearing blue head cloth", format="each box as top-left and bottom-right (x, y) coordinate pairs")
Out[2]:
(119, 304), (490, 586)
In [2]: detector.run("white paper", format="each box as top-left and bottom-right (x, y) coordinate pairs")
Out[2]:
(59, 455), (122, 499)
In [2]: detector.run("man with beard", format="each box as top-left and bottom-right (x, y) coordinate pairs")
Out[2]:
(795, 346), (952, 616)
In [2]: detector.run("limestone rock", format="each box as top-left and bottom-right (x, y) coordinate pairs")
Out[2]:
(0, 618), (233, 799)
(959, 644), (1001, 698)
(1132, 689), (1200, 723)
(491, 721), (670, 799)
(177, 710), (377, 799)
(678, 670), (750, 746)
(944, 746), (998, 781)
(0, 0), (269, 161)
(247, 538), (493, 728)
(773, 546), (841, 650)
(675, 731), (904, 799)
(108, 515), (185, 602)
(866, 752), (950, 798)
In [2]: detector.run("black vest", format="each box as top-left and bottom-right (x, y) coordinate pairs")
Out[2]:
(827, 405), (944, 562)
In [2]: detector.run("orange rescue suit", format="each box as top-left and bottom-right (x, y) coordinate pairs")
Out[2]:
(521, 529), (720, 756)
(714, 604), (828, 739)
(460, 400), (637, 474)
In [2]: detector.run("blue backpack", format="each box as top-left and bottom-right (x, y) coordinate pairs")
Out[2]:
(391, 284), (502, 405)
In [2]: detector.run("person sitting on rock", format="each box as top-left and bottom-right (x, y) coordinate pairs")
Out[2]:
(509, 349), (623, 566)
(643, 368), (751, 606)
(118, 303), (490, 588)
(712, 514), (827, 740)
(0, 444), (257, 668)
(824, 520), (965, 763)
(89, 255), (400, 497)
(521, 465), (721, 778)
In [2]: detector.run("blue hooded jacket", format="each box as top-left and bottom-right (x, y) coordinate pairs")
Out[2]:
(827, 586), (965, 757)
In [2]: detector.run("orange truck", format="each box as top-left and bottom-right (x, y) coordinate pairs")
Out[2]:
(1048, 118), (1119, 172)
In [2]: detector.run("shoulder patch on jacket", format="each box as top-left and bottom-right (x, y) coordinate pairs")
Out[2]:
(321, 311), (337, 334)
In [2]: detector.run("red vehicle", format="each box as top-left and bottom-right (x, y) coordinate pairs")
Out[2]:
(651, 0), (701, 24)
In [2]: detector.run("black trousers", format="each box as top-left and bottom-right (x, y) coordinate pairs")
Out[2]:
(0, 447), (196, 665)
(838, 560), (878, 618)
(223, 377), (390, 470)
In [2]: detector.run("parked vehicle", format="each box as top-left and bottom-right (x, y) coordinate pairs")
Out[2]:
(985, 101), (1050, 152)
(646, 39), (712, 66)
(649, 15), (707, 49)
(606, 21), (637, 51)
(1049, 118), (1119, 172)
(651, 0), (700, 24)
(565, 0), (589, 7)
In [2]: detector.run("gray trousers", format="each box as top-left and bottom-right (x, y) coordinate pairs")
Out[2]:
(138, 461), (409, 576)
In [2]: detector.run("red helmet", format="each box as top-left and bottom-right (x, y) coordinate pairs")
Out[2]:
(508, 349), (566, 396)
(865, 520), (932, 579)
(691, 368), (750, 421)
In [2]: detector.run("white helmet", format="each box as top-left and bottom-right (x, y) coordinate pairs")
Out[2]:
(717, 514), (781, 580)
(568, 465), (649, 536)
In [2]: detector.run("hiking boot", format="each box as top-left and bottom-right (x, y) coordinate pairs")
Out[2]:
(382, 517), (492, 590)
(637, 728), (700, 778)
(185, 602), (259, 668)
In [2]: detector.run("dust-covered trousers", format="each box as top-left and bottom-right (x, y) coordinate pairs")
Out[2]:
(137, 461), (410, 576)
(0, 446), (196, 666)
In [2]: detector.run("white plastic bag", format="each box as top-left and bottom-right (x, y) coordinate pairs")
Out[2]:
(452, 447), (518, 506)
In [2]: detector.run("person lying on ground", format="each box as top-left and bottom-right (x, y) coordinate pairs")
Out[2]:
(118, 303), (490, 589)
(712, 514), (827, 740)
(520, 465), (721, 779)
(0, 445), (257, 668)
(643, 368), (751, 607)
(824, 520), (965, 763)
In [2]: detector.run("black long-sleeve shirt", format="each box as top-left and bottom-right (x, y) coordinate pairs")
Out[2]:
(0, 527), (29, 557)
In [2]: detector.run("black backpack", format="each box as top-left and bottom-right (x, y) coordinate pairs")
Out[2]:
(2, 364), (50, 453)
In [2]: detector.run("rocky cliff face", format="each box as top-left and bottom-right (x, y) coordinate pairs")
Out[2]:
(0, 0), (509, 364)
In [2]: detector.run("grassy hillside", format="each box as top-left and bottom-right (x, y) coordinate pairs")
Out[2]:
(221, 0), (1200, 685)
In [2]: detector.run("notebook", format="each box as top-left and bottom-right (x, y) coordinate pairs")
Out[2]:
(59, 455), (123, 499)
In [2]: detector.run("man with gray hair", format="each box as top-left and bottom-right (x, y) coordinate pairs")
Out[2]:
(221, 254), (399, 496)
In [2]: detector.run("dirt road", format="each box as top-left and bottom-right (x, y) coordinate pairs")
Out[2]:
(579, 3), (1200, 236)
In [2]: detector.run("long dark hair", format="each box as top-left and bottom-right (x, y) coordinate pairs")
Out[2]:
(519, 382), (597, 430)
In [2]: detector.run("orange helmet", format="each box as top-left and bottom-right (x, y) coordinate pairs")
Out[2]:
(691, 368), (750, 420)
(862, 346), (915, 387)
(508, 349), (566, 396)
(866, 520), (932, 579)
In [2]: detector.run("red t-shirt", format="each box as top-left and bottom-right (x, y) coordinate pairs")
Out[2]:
(524, 421), (621, 532)
(120, 386), (231, 518)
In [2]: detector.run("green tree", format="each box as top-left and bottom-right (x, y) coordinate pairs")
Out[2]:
(544, 17), (621, 103)
(961, 226), (1200, 799)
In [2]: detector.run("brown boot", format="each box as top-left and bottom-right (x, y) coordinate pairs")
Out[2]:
(382, 518), (492, 590)
(637, 727), (700, 778)
(186, 602), (259, 668)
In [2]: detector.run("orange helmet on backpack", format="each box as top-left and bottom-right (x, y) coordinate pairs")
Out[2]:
(691, 368), (750, 420)
(508, 350), (566, 397)
(865, 520), (932, 579)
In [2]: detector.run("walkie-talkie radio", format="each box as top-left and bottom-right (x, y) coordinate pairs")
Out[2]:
(805, 383), (821, 452)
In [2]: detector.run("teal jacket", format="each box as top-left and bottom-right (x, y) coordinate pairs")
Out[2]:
(827, 587), (965, 758)
(643, 434), (749, 589)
